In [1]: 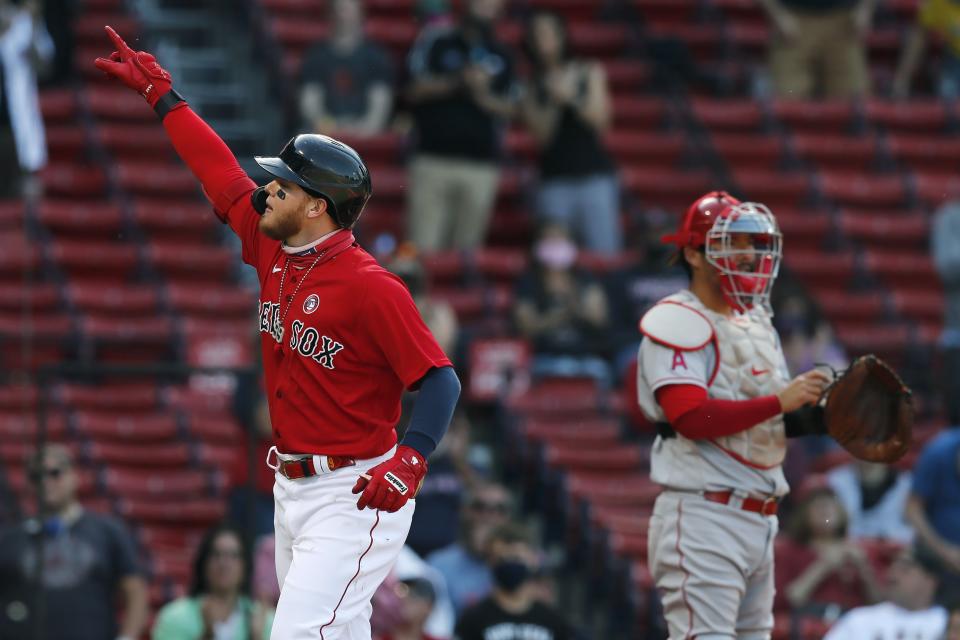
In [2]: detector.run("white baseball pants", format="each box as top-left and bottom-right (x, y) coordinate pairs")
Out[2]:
(270, 447), (414, 640)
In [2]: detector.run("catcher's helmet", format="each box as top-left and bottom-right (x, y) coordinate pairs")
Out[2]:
(661, 190), (741, 249)
(255, 134), (372, 229)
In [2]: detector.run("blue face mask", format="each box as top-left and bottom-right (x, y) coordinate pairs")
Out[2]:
(492, 560), (530, 592)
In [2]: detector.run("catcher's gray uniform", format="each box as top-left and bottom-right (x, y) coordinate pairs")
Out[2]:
(638, 290), (791, 640)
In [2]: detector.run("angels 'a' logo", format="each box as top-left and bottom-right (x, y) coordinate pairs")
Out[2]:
(303, 294), (320, 314)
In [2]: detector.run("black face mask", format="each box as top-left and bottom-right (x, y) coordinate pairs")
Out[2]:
(492, 560), (530, 592)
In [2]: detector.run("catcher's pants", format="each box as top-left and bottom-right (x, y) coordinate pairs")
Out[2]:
(270, 447), (414, 640)
(648, 491), (778, 640)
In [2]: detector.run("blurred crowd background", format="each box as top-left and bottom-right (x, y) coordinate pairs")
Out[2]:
(3, 0), (960, 638)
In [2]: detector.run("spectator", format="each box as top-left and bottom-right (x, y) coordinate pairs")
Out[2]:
(0, 0), (54, 198)
(454, 523), (575, 640)
(404, 0), (516, 251)
(387, 245), (460, 358)
(0, 444), (149, 640)
(893, 0), (960, 98)
(947, 600), (960, 640)
(427, 484), (513, 616)
(828, 460), (914, 543)
(153, 523), (274, 640)
(375, 545), (456, 640)
(932, 200), (960, 424)
(906, 428), (960, 603)
(298, 0), (393, 136)
(228, 391), (276, 538)
(759, 0), (874, 99)
(513, 224), (612, 386)
(520, 10), (620, 254)
(775, 483), (881, 620)
(824, 548), (947, 639)
(407, 412), (478, 557)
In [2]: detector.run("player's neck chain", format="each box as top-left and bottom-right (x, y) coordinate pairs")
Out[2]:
(272, 230), (357, 356)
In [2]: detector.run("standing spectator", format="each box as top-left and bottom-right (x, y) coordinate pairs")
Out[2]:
(454, 523), (575, 640)
(0, 445), (149, 640)
(828, 460), (914, 543)
(893, 0), (960, 98)
(824, 548), (947, 639)
(513, 224), (612, 386)
(387, 246), (460, 358)
(404, 0), (516, 251)
(759, 0), (875, 99)
(298, 0), (393, 136)
(775, 483), (881, 620)
(0, 0), (53, 198)
(153, 523), (274, 640)
(521, 10), (620, 254)
(427, 484), (513, 616)
(906, 428), (960, 603)
(932, 200), (960, 424)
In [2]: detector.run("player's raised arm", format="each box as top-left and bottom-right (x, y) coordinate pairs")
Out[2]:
(94, 26), (255, 221)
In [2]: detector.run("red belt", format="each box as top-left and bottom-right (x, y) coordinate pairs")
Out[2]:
(278, 455), (356, 480)
(703, 490), (779, 516)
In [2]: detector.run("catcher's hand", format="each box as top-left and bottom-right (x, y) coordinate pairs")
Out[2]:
(352, 446), (427, 512)
(821, 355), (913, 463)
(94, 26), (173, 107)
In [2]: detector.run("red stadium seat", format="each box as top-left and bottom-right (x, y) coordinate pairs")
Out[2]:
(0, 384), (38, 410)
(732, 169), (812, 208)
(335, 131), (404, 165)
(817, 291), (887, 323)
(139, 525), (204, 552)
(0, 199), (24, 230)
(608, 531), (648, 560)
(784, 250), (857, 288)
(86, 87), (155, 122)
(834, 324), (912, 361)
(40, 164), (107, 199)
(37, 200), (124, 238)
(710, 133), (787, 170)
(73, 410), (179, 443)
(432, 287), (487, 322)
(622, 169), (714, 210)
(605, 131), (687, 168)
(0, 440), (82, 465)
(183, 415), (243, 443)
(890, 290), (944, 324)
(120, 497), (225, 525)
(863, 250), (938, 288)
(474, 247), (528, 282)
(775, 209), (830, 251)
(183, 329), (256, 369)
(603, 59), (652, 93)
(74, 16), (138, 45)
(888, 135), (960, 172)
(165, 282), (256, 318)
(420, 251), (468, 285)
(0, 244), (41, 277)
(507, 378), (605, 416)
(39, 89), (78, 124)
(591, 507), (651, 536)
(67, 281), (161, 316)
(792, 133), (881, 171)
(45, 125), (87, 162)
(146, 242), (235, 283)
(528, 0), (602, 21)
(104, 469), (212, 498)
(545, 441), (644, 472)
(163, 385), (234, 417)
(132, 199), (219, 239)
(115, 161), (198, 196)
(56, 382), (159, 412)
(613, 96), (671, 129)
(818, 172), (907, 209)
(467, 338), (532, 403)
(914, 172), (960, 208)
(692, 98), (767, 132)
(0, 283), (62, 313)
(0, 410), (69, 441)
(771, 100), (858, 133)
(88, 441), (191, 468)
(80, 315), (177, 343)
(838, 210), (928, 247)
(95, 124), (175, 158)
(864, 99), (950, 133)
(194, 443), (240, 469)
(567, 472), (660, 509)
(50, 239), (140, 280)
(522, 417), (622, 447)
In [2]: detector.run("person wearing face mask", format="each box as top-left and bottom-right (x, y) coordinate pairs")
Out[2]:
(513, 224), (612, 386)
(453, 524), (574, 640)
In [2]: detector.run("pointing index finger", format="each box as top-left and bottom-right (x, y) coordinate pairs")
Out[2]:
(104, 25), (135, 60)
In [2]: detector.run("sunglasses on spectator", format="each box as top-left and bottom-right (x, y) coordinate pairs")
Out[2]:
(468, 500), (509, 514)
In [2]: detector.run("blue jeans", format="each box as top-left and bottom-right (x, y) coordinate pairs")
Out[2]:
(537, 174), (621, 253)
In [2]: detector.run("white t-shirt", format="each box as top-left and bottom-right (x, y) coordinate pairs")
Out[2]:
(824, 603), (947, 640)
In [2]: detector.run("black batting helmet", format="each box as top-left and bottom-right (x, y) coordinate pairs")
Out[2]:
(254, 134), (372, 229)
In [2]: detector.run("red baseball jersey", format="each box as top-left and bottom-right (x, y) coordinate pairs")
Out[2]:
(218, 186), (452, 458)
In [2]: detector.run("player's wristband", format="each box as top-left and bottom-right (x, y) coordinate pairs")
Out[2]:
(153, 89), (186, 120)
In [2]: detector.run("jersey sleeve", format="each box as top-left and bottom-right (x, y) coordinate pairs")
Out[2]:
(640, 338), (712, 391)
(363, 273), (453, 390)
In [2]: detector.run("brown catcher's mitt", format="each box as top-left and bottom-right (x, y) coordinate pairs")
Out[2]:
(822, 355), (913, 463)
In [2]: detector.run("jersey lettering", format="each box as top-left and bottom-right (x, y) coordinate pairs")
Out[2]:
(258, 301), (284, 344)
(289, 319), (304, 350)
(298, 327), (320, 357)
(312, 336), (345, 370)
(671, 350), (687, 371)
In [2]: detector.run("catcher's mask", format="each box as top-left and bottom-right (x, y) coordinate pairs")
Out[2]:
(704, 202), (782, 314)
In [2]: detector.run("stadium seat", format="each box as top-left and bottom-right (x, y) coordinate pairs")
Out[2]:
(475, 247), (528, 282)
(0, 410), (69, 441)
(162, 385), (234, 416)
(115, 161), (198, 197)
(771, 100), (859, 133)
(45, 125), (87, 162)
(784, 250), (857, 288)
(86, 87), (156, 122)
(55, 382), (159, 412)
(72, 410), (180, 443)
(605, 131), (688, 168)
(37, 200), (125, 238)
(775, 209), (831, 251)
(818, 172), (907, 209)
(39, 89), (78, 124)
(183, 415), (243, 443)
(67, 281), (161, 316)
(817, 291), (888, 324)
(119, 497), (226, 526)
(104, 469), (213, 499)
(838, 210), (928, 247)
(146, 242), (235, 283)
(913, 171), (960, 209)
(40, 164), (108, 198)
(132, 199), (219, 239)
(890, 290), (944, 324)
(613, 96), (671, 129)
(165, 282), (255, 318)
(710, 133), (787, 170)
(732, 169), (812, 208)
(792, 133), (881, 171)
(545, 442), (644, 473)
(95, 124), (175, 159)
(522, 417), (622, 447)
(88, 441), (191, 468)
(51, 239), (140, 281)
(863, 250), (938, 289)
(864, 99), (951, 133)
(0, 283), (62, 313)
(692, 98), (767, 132)
(621, 168), (714, 211)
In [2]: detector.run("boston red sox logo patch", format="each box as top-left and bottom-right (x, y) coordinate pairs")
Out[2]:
(303, 294), (320, 314)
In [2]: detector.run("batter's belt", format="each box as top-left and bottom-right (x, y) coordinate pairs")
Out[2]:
(266, 446), (356, 480)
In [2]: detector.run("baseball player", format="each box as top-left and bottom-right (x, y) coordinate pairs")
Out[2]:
(94, 27), (461, 640)
(636, 191), (832, 639)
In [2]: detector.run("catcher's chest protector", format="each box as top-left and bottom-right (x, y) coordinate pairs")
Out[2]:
(674, 291), (790, 468)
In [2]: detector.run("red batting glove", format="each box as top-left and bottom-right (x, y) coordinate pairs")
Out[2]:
(352, 446), (427, 513)
(93, 26), (172, 108)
